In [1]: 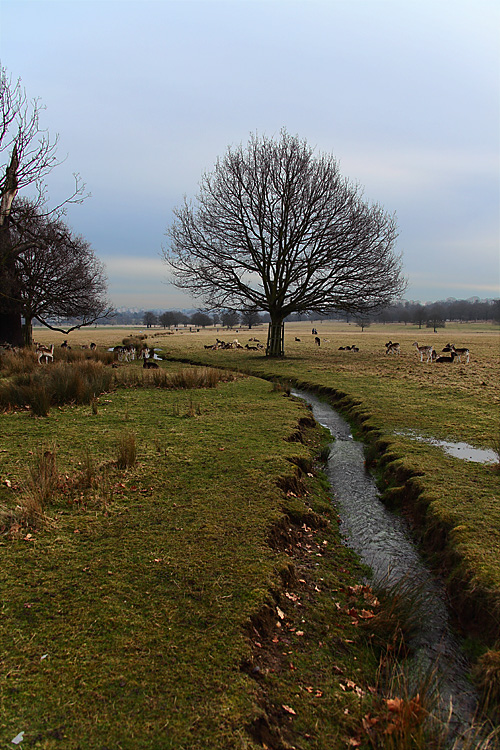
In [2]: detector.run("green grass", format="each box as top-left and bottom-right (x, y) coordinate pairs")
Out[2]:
(151, 325), (500, 644)
(0, 370), (380, 749)
(2, 328), (499, 747)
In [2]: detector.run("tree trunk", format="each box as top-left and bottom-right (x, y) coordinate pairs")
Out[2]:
(0, 260), (23, 347)
(266, 319), (285, 357)
(0, 310), (23, 346)
(22, 317), (33, 347)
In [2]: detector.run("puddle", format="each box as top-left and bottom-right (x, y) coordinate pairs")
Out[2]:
(292, 389), (479, 737)
(395, 430), (497, 464)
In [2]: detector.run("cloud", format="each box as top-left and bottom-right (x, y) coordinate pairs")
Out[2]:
(100, 255), (195, 309)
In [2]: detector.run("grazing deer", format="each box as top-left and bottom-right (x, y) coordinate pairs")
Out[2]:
(143, 358), (159, 369)
(36, 344), (54, 364)
(385, 341), (400, 355)
(295, 337), (301, 342)
(351, 345), (359, 352)
(413, 342), (434, 363)
(451, 345), (470, 363)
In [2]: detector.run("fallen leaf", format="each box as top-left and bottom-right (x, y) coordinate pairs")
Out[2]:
(282, 704), (296, 715)
(386, 697), (404, 712)
(359, 609), (375, 619)
(276, 606), (285, 620)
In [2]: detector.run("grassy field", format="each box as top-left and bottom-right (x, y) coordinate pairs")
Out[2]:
(0, 354), (391, 749)
(143, 320), (500, 638)
(2, 321), (499, 748)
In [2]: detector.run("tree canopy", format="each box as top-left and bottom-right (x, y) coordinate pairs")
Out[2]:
(9, 199), (110, 344)
(164, 129), (406, 356)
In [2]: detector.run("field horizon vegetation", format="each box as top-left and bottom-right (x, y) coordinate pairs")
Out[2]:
(1, 320), (499, 748)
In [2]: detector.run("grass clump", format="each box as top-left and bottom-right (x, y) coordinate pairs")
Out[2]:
(0, 361), (114, 414)
(115, 363), (238, 390)
(116, 431), (137, 469)
(20, 445), (60, 526)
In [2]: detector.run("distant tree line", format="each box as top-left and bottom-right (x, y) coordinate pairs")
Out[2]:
(142, 308), (265, 330)
(286, 298), (500, 328)
(41, 297), (498, 333)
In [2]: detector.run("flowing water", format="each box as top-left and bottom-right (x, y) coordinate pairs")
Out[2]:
(292, 389), (479, 735)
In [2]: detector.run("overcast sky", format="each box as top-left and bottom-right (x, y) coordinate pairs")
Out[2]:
(1, 0), (499, 310)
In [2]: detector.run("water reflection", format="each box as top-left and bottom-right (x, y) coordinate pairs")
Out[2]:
(394, 430), (497, 464)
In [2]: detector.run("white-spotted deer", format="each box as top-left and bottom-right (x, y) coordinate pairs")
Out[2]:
(413, 342), (434, 363)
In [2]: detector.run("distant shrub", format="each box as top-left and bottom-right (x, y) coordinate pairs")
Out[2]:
(122, 336), (147, 348)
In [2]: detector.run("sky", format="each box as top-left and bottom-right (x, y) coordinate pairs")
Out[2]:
(1, 0), (499, 310)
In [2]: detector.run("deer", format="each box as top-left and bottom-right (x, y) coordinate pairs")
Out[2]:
(36, 344), (54, 364)
(435, 351), (457, 363)
(143, 358), (159, 369)
(385, 341), (400, 355)
(413, 342), (434, 363)
(451, 345), (470, 363)
(315, 336), (321, 346)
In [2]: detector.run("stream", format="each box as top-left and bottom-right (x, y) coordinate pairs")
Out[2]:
(292, 389), (479, 736)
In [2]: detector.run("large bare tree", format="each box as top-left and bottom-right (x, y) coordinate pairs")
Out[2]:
(9, 200), (111, 345)
(0, 68), (86, 345)
(164, 130), (406, 356)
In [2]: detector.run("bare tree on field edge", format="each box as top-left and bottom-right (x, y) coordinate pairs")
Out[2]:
(0, 68), (88, 346)
(163, 129), (407, 357)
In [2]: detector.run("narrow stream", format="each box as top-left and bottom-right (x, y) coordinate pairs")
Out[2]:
(292, 389), (479, 735)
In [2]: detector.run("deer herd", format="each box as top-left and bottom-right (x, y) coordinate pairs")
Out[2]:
(26, 336), (471, 366)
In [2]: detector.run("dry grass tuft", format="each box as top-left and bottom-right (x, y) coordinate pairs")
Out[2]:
(473, 648), (500, 720)
(116, 431), (137, 469)
(21, 445), (60, 525)
(0, 360), (114, 414)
